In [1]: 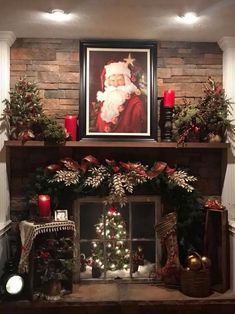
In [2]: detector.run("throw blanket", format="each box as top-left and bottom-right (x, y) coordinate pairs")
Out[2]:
(18, 220), (75, 273)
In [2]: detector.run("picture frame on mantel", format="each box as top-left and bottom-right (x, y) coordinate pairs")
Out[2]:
(79, 40), (157, 140)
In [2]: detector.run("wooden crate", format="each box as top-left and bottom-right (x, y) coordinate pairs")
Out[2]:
(204, 208), (229, 292)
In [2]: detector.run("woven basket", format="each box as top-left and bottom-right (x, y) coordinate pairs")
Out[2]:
(180, 267), (211, 297)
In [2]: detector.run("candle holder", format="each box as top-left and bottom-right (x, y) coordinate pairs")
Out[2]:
(162, 107), (173, 142)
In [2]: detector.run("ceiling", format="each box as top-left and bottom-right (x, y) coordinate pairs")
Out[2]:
(0, 0), (235, 42)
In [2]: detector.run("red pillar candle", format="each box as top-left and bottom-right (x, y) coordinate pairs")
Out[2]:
(38, 195), (51, 218)
(163, 90), (175, 107)
(64, 115), (77, 141)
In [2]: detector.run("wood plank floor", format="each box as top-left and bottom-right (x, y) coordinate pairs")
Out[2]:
(1, 283), (235, 314)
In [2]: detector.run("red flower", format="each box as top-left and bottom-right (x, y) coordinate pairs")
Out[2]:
(39, 250), (50, 259)
(112, 166), (120, 173)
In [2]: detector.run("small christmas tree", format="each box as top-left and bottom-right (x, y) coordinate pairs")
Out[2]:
(2, 77), (66, 143)
(92, 207), (130, 272)
(2, 78), (43, 140)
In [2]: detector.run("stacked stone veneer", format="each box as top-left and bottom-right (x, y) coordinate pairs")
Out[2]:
(10, 39), (222, 118)
(9, 39), (223, 218)
(11, 39), (80, 121)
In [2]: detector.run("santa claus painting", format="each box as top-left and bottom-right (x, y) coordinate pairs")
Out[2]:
(79, 41), (156, 139)
(82, 44), (155, 137)
(95, 60), (147, 134)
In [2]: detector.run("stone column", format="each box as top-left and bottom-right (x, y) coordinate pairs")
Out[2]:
(218, 36), (235, 291)
(0, 31), (15, 235)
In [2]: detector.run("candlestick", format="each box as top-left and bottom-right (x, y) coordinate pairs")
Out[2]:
(64, 115), (77, 141)
(162, 107), (173, 142)
(163, 90), (175, 108)
(38, 195), (51, 218)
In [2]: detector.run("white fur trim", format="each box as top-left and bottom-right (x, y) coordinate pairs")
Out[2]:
(105, 62), (131, 79)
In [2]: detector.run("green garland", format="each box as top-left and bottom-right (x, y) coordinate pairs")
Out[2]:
(26, 155), (205, 261)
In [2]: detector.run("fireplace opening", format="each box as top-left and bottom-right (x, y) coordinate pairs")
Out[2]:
(73, 196), (162, 282)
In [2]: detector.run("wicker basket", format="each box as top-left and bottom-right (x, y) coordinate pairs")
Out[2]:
(180, 267), (211, 297)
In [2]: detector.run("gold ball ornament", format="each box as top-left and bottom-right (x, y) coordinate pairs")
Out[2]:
(186, 255), (202, 271)
(201, 256), (211, 268)
(208, 134), (222, 143)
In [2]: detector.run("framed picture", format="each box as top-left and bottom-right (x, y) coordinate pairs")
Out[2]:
(55, 209), (68, 221)
(79, 40), (157, 140)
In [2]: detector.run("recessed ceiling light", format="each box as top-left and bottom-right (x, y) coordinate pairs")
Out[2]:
(177, 12), (199, 24)
(47, 9), (71, 22)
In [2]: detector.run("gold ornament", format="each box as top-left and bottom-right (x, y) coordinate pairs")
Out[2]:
(201, 256), (211, 268)
(208, 134), (222, 143)
(186, 254), (202, 271)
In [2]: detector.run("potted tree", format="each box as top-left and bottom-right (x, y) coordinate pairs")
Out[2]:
(173, 77), (234, 144)
(1, 77), (66, 143)
(34, 237), (73, 300)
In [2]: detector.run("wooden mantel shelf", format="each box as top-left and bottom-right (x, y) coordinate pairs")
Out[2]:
(5, 140), (230, 149)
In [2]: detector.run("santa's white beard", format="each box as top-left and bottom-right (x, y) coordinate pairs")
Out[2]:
(97, 84), (137, 123)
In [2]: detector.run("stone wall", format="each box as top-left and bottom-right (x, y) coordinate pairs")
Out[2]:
(10, 39), (222, 119)
(11, 39), (80, 121)
(157, 41), (222, 103)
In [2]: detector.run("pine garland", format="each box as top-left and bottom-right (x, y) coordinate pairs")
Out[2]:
(26, 156), (205, 261)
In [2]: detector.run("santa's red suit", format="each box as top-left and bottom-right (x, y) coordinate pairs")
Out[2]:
(96, 94), (146, 133)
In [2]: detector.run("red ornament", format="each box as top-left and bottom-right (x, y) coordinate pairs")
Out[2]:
(108, 207), (117, 214)
(163, 90), (175, 108)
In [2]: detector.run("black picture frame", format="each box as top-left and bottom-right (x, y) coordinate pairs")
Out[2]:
(79, 40), (157, 140)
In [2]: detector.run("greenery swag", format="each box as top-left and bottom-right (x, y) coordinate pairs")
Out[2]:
(27, 155), (205, 261)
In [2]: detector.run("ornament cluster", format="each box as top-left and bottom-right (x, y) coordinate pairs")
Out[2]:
(184, 252), (211, 271)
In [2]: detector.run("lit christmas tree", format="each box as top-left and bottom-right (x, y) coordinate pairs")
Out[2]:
(91, 207), (130, 272)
